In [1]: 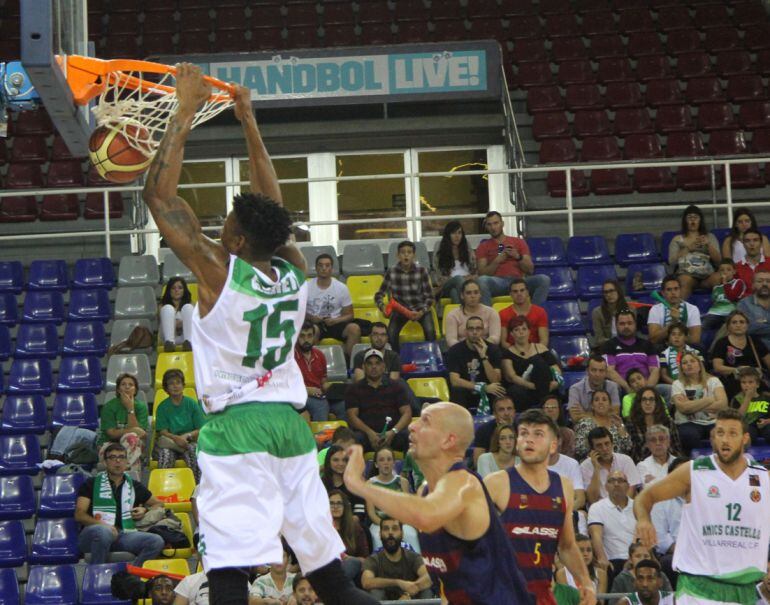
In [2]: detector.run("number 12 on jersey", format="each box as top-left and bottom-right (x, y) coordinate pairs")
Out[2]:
(242, 300), (299, 371)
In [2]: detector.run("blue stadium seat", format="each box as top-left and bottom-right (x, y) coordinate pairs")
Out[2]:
(81, 563), (130, 605)
(399, 341), (446, 378)
(13, 323), (58, 359)
(689, 292), (712, 315)
(7, 358), (53, 395)
(561, 370), (585, 393)
(0, 475), (35, 519)
(68, 289), (111, 322)
(542, 301), (585, 335)
(614, 233), (660, 266)
(39, 474), (87, 518)
(566, 235), (611, 267)
(56, 357), (103, 393)
(576, 265), (618, 299)
(71, 258), (116, 290)
(0, 434), (42, 475)
(660, 230), (677, 259)
(1, 394), (47, 434)
(61, 321), (107, 357)
(0, 326), (9, 361)
(0, 262), (23, 294)
(51, 393), (99, 430)
(25, 564), (79, 605)
(626, 262), (667, 294)
(0, 295), (17, 326)
(537, 266), (576, 299)
(550, 335), (591, 363)
(527, 237), (567, 267)
(29, 517), (79, 564)
(0, 520), (26, 568)
(22, 291), (65, 324)
(27, 260), (69, 292)
(0, 568), (19, 604)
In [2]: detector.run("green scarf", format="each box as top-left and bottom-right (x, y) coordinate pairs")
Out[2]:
(92, 471), (136, 532)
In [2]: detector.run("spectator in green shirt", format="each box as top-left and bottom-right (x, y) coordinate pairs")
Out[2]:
(154, 369), (206, 482)
(98, 373), (149, 475)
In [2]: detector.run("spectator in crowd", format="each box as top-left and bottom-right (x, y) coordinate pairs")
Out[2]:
(722, 207), (770, 263)
(616, 559), (672, 605)
(98, 373), (148, 475)
(160, 276), (194, 352)
(249, 547), (295, 604)
(702, 259), (747, 332)
(443, 278), (501, 348)
(345, 349), (412, 453)
(476, 424), (518, 478)
(542, 394), (576, 458)
(321, 445), (366, 521)
(288, 575), (319, 605)
(658, 323), (699, 388)
(647, 276), (702, 346)
(668, 204), (721, 299)
(471, 395), (515, 465)
(154, 368), (205, 482)
(351, 322), (400, 382)
(318, 426), (356, 467)
(149, 575), (177, 605)
(711, 310), (770, 400)
(634, 423), (677, 488)
(360, 518), (433, 601)
(731, 366), (770, 444)
(626, 386), (680, 462)
(739, 270), (770, 350)
(306, 253), (362, 358)
(568, 356), (622, 423)
(374, 240), (435, 352)
(75, 443), (165, 565)
(592, 280), (635, 348)
(548, 438), (586, 512)
(621, 369), (652, 419)
(446, 316), (506, 409)
(649, 457), (689, 585)
(501, 316), (562, 410)
(587, 470), (637, 579)
(329, 490), (370, 582)
(433, 220), (489, 305)
(602, 310), (661, 394)
(735, 228), (770, 295)
(580, 427), (640, 505)
(610, 544), (673, 603)
(671, 352), (727, 455)
(554, 534), (607, 595)
(574, 390), (632, 460)
(498, 278), (549, 346)
(295, 321), (341, 422)
(173, 569), (208, 605)
(475, 211), (550, 305)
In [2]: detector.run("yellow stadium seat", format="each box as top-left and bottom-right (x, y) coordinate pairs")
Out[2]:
(160, 283), (198, 304)
(310, 420), (348, 434)
(441, 304), (460, 335)
(492, 296), (510, 305)
(493, 302), (510, 313)
(408, 377), (450, 401)
(354, 307), (388, 343)
(364, 450), (404, 461)
(319, 337), (342, 346)
(155, 352), (195, 390)
(399, 308), (441, 343)
(142, 558), (190, 577)
(148, 468), (195, 513)
(347, 275), (383, 307)
(162, 512), (194, 559)
(439, 297), (452, 308)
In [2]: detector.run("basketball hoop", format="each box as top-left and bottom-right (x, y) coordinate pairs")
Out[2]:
(60, 55), (236, 157)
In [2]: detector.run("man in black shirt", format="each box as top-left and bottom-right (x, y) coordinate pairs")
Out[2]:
(75, 443), (165, 565)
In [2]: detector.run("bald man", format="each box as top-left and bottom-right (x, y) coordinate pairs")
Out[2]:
(344, 402), (533, 605)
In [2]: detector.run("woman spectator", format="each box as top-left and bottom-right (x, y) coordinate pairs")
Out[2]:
(502, 316), (562, 411)
(722, 207), (770, 263)
(444, 278), (501, 347)
(159, 276), (194, 352)
(97, 373), (148, 474)
(476, 424), (518, 478)
(609, 543), (673, 604)
(321, 445), (366, 521)
(574, 389), (632, 460)
(433, 221), (490, 304)
(329, 490), (370, 581)
(555, 534), (607, 595)
(711, 309), (770, 400)
(668, 204), (721, 299)
(625, 387), (681, 462)
(154, 369), (206, 482)
(672, 352), (728, 455)
(592, 279), (634, 347)
(542, 394), (576, 458)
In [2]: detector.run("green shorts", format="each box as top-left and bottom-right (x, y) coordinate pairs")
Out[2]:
(676, 573), (758, 605)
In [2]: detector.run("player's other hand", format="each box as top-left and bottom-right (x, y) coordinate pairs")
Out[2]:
(175, 63), (212, 114)
(233, 85), (253, 122)
(635, 520), (657, 550)
(344, 445), (367, 495)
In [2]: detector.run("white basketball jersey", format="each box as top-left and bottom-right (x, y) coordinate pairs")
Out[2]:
(190, 255), (308, 413)
(673, 454), (770, 583)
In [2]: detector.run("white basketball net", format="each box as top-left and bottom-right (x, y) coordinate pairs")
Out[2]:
(91, 69), (234, 158)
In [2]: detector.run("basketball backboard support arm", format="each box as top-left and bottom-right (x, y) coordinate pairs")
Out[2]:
(21, 0), (93, 157)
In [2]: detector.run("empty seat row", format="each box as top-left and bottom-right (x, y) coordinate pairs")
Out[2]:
(0, 259), (115, 294)
(301, 241), (432, 277)
(0, 193), (124, 223)
(0, 290), (112, 325)
(0, 393), (99, 434)
(0, 322), (108, 360)
(0, 473), (85, 520)
(0, 356), (104, 395)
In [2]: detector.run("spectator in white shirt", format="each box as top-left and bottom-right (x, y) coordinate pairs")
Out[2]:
(174, 571), (209, 605)
(647, 276), (702, 346)
(580, 427), (640, 505)
(636, 425), (676, 488)
(548, 438), (586, 512)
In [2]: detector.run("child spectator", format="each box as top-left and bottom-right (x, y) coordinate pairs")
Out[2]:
(621, 369), (648, 419)
(702, 259), (747, 332)
(730, 367), (770, 444)
(658, 323), (699, 386)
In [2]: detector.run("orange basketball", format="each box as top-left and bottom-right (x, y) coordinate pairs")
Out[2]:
(88, 125), (152, 184)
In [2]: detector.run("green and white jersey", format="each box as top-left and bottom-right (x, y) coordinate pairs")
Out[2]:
(673, 455), (770, 585)
(623, 591), (673, 605)
(191, 255), (307, 413)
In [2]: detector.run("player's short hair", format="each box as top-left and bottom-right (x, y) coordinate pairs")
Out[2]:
(635, 559), (661, 575)
(716, 408), (748, 433)
(232, 193), (293, 259)
(516, 408), (559, 438)
(588, 426), (613, 446)
(314, 253), (334, 267)
(397, 240), (415, 253)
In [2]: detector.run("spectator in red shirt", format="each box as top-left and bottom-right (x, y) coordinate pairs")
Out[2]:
(295, 321), (345, 421)
(475, 211), (550, 305)
(735, 228), (770, 295)
(498, 277), (549, 346)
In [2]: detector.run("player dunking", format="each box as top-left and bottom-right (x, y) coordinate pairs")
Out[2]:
(142, 64), (377, 605)
(484, 409), (596, 605)
(635, 408), (770, 605)
(344, 401), (534, 604)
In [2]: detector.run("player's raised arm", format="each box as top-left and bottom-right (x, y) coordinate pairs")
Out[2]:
(633, 460), (691, 549)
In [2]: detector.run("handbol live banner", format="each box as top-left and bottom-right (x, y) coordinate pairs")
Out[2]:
(156, 41), (501, 107)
